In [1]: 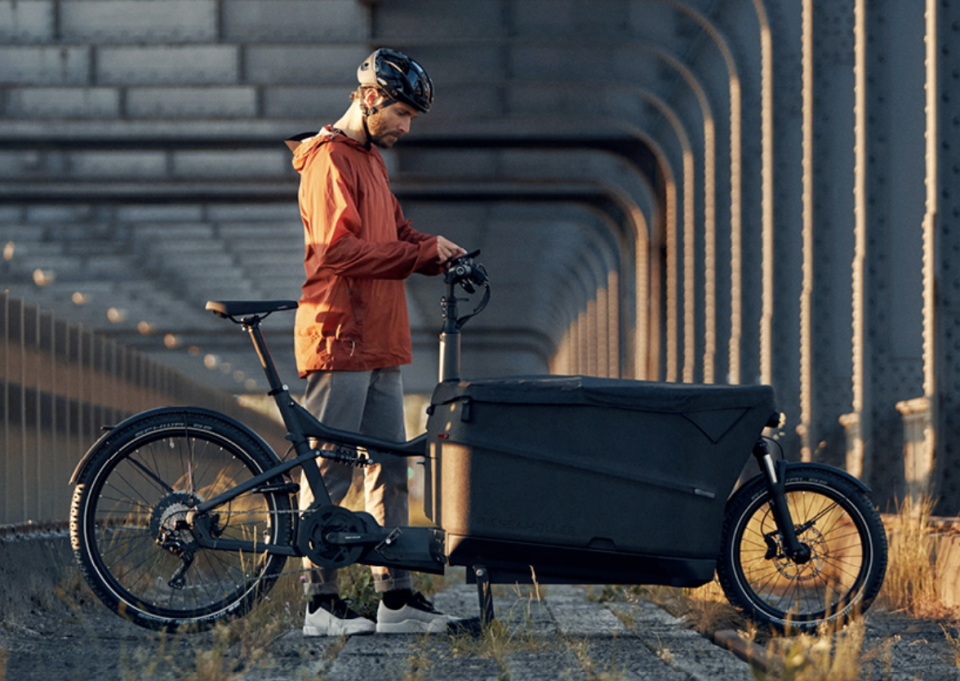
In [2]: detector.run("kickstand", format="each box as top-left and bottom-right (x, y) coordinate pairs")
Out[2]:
(473, 565), (495, 626)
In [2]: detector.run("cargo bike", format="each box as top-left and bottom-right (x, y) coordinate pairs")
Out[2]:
(69, 252), (887, 634)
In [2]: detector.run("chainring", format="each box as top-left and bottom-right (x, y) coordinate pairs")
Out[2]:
(297, 505), (367, 570)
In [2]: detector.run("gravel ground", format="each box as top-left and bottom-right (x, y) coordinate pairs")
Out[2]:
(2, 578), (959, 681)
(2, 532), (959, 680)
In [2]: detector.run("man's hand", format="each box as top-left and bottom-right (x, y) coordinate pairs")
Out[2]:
(436, 236), (467, 265)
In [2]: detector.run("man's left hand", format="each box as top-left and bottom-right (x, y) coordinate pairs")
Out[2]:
(436, 236), (467, 264)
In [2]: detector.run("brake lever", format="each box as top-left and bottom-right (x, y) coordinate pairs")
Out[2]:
(448, 249), (480, 269)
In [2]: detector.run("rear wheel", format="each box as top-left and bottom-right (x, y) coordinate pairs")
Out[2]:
(70, 409), (294, 632)
(717, 467), (887, 632)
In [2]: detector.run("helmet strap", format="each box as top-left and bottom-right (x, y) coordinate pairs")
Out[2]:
(361, 115), (373, 147)
(360, 88), (397, 118)
(360, 91), (398, 147)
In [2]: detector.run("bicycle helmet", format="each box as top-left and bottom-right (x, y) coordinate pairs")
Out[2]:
(357, 48), (434, 114)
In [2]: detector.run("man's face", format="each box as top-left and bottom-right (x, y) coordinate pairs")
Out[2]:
(365, 97), (419, 149)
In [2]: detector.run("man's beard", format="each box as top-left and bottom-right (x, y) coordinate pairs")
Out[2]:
(365, 111), (402, 149)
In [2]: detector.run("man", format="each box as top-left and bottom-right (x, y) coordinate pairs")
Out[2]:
(289, 48), (465, 636)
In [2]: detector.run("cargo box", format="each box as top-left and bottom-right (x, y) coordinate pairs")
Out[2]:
(423, 376), (777, 586)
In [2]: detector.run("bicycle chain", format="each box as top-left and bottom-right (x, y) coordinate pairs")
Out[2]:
(191, 507), (381, 581)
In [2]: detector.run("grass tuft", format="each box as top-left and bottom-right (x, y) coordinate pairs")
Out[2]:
(751, 617), (866, 681)
(879, 495), (948, 618)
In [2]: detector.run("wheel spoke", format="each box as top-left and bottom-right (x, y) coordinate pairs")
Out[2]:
(71, 412), (292, 632)
(718, 470), (887, 632)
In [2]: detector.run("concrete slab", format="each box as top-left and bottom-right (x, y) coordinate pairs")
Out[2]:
(2, 530), (958, 680)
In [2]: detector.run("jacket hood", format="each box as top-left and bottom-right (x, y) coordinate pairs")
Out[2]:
(288, 127), (368, 173)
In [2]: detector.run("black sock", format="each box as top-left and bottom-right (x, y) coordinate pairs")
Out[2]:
(308, 594), (335, 614)
(382, 589), (413, 610)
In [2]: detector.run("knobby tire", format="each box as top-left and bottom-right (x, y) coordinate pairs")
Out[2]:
(717, 467), (887, 632)
(69, 409), (294, 632)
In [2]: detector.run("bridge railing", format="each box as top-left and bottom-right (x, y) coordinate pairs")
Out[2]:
(0, 291), (288, 526)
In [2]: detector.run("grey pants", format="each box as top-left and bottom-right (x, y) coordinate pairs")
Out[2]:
(299, 367), (413, 596)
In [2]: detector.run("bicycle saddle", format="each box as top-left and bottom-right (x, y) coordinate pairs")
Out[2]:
(206, 300), (299, 319)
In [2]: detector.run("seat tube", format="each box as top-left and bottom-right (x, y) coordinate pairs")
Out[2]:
(244, 318), (332, 506)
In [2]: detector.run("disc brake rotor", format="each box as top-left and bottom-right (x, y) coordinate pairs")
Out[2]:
(773, 526), (827, 581)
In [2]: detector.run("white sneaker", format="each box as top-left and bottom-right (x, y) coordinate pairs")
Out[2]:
(375, 592), (455, 634)
(302, 597), (376, 636)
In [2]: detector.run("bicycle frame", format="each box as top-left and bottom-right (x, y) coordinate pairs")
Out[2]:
(188, 302), (444, 573)
(196, 252), (490, 525)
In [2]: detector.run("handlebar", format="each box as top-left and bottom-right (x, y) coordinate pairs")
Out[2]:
(442, 249), (490, 329)
(445, 249), (488, 293)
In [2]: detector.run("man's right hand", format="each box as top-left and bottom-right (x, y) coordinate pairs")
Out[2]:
(436, 236), (467, 265)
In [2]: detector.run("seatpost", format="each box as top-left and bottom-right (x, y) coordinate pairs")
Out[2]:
(438, 278), (460, 382)
(243, 316), (287, 396)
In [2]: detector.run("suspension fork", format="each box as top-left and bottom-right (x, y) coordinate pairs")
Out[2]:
(754, 438), (812, 563)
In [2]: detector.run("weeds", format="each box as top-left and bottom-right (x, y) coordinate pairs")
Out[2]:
(448, 583), (558, 675)
(566, 634), (628, 681)
(879, 495), (947, 617)
(941, 624), (960, 669)
(0, 647), (7, 681)
(10, 491), (960, 679)
(750, 618), (866, 681)
(402, 633), (434, 681)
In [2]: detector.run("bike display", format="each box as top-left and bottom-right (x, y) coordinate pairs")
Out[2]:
(69, 252), (887, 633)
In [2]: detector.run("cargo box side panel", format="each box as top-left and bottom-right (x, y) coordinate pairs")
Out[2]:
(426, 399), (768, 559)
(438, 441), (726, 558)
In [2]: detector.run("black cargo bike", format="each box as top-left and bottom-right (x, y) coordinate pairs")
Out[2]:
(69, 251), (887, 633)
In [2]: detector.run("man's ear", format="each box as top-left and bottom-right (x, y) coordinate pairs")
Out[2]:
(363, 88), (384, 110)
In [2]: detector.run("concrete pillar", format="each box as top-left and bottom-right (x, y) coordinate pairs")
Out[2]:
(860, 0), (927, 500)
(896, 397), (934, 501)
(806, 0), (857, 470)
(929, 0), (960, 510)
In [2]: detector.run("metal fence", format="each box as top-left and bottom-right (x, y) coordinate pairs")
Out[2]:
(0, 291), (288, 526)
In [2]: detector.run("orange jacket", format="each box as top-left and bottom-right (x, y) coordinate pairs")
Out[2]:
(292, 127), (442, 375)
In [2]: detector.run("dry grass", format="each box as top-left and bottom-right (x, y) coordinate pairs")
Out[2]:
(401, 634), (434, 681)
(448, 583), (632, 681)
(17, 491), (960, 679)
(593, 493), (960, 678)
(566, 634), (628, 681)
(449, 584), (556, 661)
(878, 495), (950, 618)
(941, 624), (960, 669)
(748, 617), (867, 681)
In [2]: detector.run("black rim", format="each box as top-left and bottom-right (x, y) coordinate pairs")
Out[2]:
(733, 481), (872, 624)
(83, 427), (280, 622)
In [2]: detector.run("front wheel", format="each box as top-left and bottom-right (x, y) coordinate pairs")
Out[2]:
(70, 409), (294, 632)
(717, 467), (887, 632)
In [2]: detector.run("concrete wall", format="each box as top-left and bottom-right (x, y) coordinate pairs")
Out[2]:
(0, 0), (958, 516)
